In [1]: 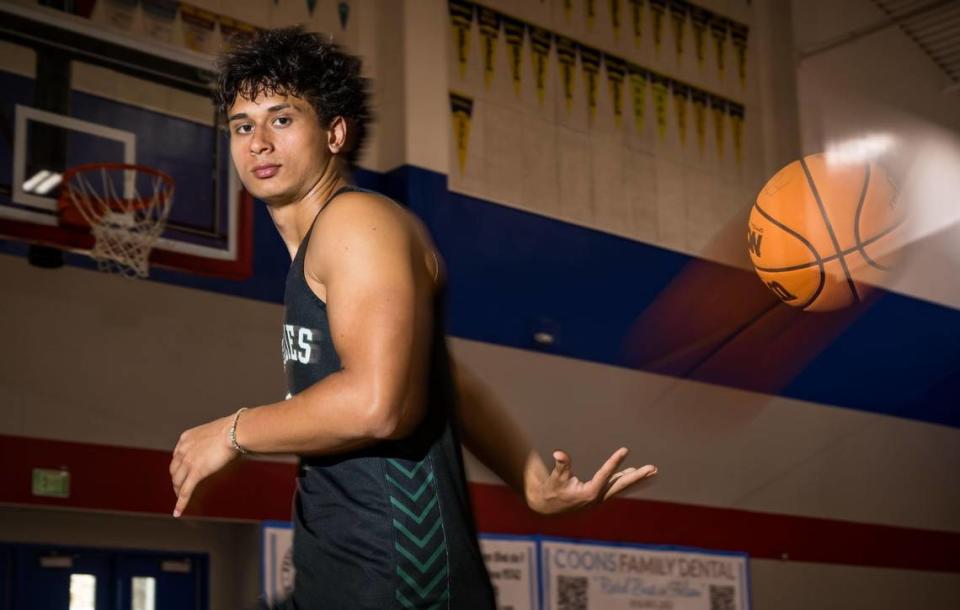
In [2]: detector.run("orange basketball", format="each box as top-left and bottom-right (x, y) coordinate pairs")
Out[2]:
(748, 153), (903, 312)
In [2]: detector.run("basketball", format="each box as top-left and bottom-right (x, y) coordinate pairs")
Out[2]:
(748, 153), (903, 312)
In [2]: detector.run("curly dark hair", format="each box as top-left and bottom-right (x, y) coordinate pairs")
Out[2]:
(215, 26), (373, 167)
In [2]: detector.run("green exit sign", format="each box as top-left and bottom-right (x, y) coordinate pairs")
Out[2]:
(32, 468), (70, 498)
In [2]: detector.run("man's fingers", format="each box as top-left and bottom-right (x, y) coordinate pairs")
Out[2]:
(551, 450), (572, 481)
(171, 462), (189, 497)
(589, 447), (630, 492)
(602, 465), (658, 502)
(174, 475), (198, 518)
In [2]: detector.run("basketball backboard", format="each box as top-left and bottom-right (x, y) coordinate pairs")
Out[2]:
(0, 2), (253, 278)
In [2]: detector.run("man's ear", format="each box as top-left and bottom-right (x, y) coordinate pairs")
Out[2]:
(327, 116), (349, 154)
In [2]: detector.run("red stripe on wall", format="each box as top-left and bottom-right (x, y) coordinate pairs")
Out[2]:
(2, 434), (958, 573)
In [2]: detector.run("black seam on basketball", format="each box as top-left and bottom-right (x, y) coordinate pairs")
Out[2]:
(799, 158), (860, 304)
(753, 202), (826, 309)
(754, 222), (901, 273)
(853, 163), (888, 271)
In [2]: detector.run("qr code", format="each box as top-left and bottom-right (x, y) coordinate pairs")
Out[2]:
(558, 575), (588, 610)
(709, 585), (735, 610)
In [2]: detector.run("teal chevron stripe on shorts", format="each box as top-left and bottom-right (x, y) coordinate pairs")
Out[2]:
(387, 455), (449, 609)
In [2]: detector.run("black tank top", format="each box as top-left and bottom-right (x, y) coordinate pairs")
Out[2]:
(280, 186), (496, 610)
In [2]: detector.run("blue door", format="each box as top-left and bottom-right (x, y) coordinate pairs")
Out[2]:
(115, 552), (208, 610)
(12, 544), (114, 610)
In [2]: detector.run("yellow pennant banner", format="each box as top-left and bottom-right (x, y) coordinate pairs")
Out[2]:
(710, 16), (728, 77)
(671, 81), (689, 146)
(604, 54), (627, 126)
(556, 35), (578, 113)
(691, 87), (708, 155)
(529, 25), (553, 106)
(651, 72), (669, 140)
(729, 102), (744, 165)
(690, 6), (710, 68)
(669, 0), (688, 60)
(579, 44), (602, 122)
(649, 0), (666, 54)
(477, 6), (501, 89)
(710, 94), (726, 159)
(450, 92), (474, 173)
(503, 16), (526, 97)
(629, 65), (648, 134)
(730, 22), (749, 87)
(449, 0), (474, 80)
(610, 0), (623, 40)
(630, 0), (644, 48)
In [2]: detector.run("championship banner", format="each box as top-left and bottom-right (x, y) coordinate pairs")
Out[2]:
(585, 0), (597, 30)
(690, 6), (710, 68)
(730, 22), (749, 87)
(710, 15), (728, 77)
(610, 0), (623, 40)
(650, 72), (669, 141)
(179, 3), (216, 53)
(479, 535), (538, 610)
(449, 0), (474, 80)
(669, 0), (688, 60)
(710, 93), (727, 159)
(604, 54), (627, 126)
(503, 16), (527, 98)
(219, 15), (257, 48)
(450, 92), (474, 173)
(261, 521), (295, 606)
(529, 25), (553, 106)
(477, 6), (501, 90)
(540, 539), (751, 610)
(578, 44), (602, 122)
(729, 102), (745, 164)
(142, 0), (178, 44)
(556, 35), (579, 113)
(671, 81), (689, 145)
(102, 0), (138, 32)
(691, 87), (708, 154)
(629, 0), (644, 48)
(629, 64), (648, 134)
(649, 0), (666, 54)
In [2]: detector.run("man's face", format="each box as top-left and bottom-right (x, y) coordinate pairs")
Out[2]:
(227, 91), (331, 204)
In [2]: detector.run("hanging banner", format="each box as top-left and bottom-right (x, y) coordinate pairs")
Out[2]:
(564, 0), (574, 22)
(338, 1), (350, 30)
(585, 0), (597, 30)
(477, 7), (501, 90)
(730, 22), (749, 87)
(629, 64), (648, 134)
(450, 92), (474, 174)
(690, 6), (710, 68)
(180, 3), (216, 53)
(710, 93), (727, 158)
(669, 0), (688, 60)
(449, 0), (474, 80)
(729, 102), (745, 165)
(556, 35), (578, 113)
(306, 0), (317, 16)
(102, 0), (138, 32)
(540, 539), (751, 610)
(604, 54), (627, 126)
(691, 87), (708, 155)
(261, 521), (295, 606)
(579, 44), (602, 122)
(650, 72), (669, 141)
(503, 16), (527, 98)
(479, 536), (538, 610)
(629, 0), (644, 48)
(610, 0), (623, 40)
(649, 0), (666, 54)
(219, 15), (257, 49)
(671, 81), (689, 145)
(710, 15), (728, 77)
(142, 0), (178, 44)
(529, 25), (553, 106)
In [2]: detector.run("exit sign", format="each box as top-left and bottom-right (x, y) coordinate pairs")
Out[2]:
(32, 468), (70, 498)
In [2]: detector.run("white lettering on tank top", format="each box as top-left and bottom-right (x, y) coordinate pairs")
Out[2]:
(281, 324), (321, 365)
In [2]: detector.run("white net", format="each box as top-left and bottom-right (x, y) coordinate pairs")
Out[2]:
(60, 165), (174, 278)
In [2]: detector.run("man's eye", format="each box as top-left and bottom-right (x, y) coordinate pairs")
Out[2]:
(235, 124), (253, 135)
(274, 116), (292, 127)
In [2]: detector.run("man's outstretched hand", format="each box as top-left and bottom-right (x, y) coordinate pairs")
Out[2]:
(524, 447), (657, 515)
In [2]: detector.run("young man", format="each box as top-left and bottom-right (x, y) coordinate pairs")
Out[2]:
(168, 27), (657, 609)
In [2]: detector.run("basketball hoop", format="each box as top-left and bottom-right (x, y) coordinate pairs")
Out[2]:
(58, 163), (175, 278)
